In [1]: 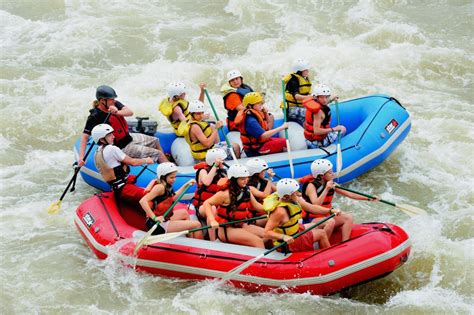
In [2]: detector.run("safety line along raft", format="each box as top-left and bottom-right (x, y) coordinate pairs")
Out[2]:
(75, 192), (411, 295)
(74, 94), (411, 202)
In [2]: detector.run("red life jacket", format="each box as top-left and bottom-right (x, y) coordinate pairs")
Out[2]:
(247, 176), (269, 217)
(300, 175), (334, 220)
(235, 108), (269, 152)
(303, 99), (331, 142)
(192, 163), (227, 209)
(216, 187), (251, 227)
(152, 185), (175, 221)
(106, 114), (133, 148)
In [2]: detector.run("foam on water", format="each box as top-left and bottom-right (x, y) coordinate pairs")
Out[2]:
(1, 0), (473, 313)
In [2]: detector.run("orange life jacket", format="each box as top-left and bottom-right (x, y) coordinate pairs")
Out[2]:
(235, 108), (269, 152)
(303, 99), (332, 142)
(223, 83), (253, 131)
(192, 163), (227, 209)
(300, 175), (334, 220)
(216, 187), (251, 227)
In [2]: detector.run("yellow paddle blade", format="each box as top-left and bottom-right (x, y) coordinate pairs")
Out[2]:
(144, 230), (189, 246)
(133, 224), (158, 256)
(396, 203), (428, 216)
(47, 201), (62, 214)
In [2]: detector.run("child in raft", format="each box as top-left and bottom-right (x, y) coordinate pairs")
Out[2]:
(139, 162), (203, 239)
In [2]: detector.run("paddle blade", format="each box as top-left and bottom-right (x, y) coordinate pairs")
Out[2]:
(396, 203), (428, 216)
(47, 200), (62, 214)
(133, 224), (158, 256)
(336, 143), (343, 175)
(221, 253), (265, 282)
(144, 230), (189, 246)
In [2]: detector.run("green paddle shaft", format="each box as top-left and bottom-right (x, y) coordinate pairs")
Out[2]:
(155, 183), (192, 224)
(189, 215), (267, 233)
(281, 79), (289, 139)
(336, 185), (395, 207)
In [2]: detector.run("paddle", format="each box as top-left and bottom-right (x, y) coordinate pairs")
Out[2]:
(335, 100), (342, 177)
(204, 88), (238, 161)
(221, 213), (336, 281)
(133, 182), (193, 255)
(142, 214), (268, 245)
(335, 185), (427, 217)
(281, 79), (295, 179)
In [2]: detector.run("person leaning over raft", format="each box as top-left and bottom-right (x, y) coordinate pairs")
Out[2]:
(158, 81), (207, 136)
(264, 178), (335, 252)
(184, 100), (240, 161)
(79, 85), (168, 166)
(205, 164), (267, 248)
(139, 162), (203, 239)
(221, 69), (274, 131)
(303, 84), (346, 149)
(91, 124), (154, 206)
(235, 92), (288, 157)
(282, 58), (313, 126)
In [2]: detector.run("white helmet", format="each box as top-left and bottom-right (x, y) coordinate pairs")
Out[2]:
(292, 58), (310, 72)
(188, 100), (206, 113)
(227, 164), (250, 179)
(276, 178), (300, 198)
(156, 162), (178, 179)
(311, 159), (333, 177)
(205, 148), (228, 166)
(314, 84), (331, 96)
(167, 81), (186, 98)
(245, 158), (268, 176)
(227, 69), (242, 82)
(91, 124), (114, 143)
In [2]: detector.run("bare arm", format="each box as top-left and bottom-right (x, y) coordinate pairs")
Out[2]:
(297, 196), (331, 215)
(261, 123), (288, 139)
(139, 183), (165, 219)
(305, 182), (330, 205)
(191, 124), (218, 148)
(264, 207), (293, 243)
(108, 104), (133, 117)
(172, 105), (188, 122)
(122, 155), (154, 166)
(175, 179), (196, 196)
(203, 190), (229, 224)
(249, 192), (265, 214)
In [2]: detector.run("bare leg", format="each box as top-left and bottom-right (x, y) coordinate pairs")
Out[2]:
(232, 143), (241, 159)
(167, 220), (203, 239)
(312, 217), (336, 241)
(170, 209), (190, 220)
(218, 226), (264, 248)
(311, 229), (330, 249)
(334, 212), (353, 241)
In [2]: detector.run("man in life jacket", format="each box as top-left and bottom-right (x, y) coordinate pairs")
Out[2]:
(235, 92), (288, 157)
(184, 100), (240, 161)
(158, 81), (206, 136)
(303, 84), (346, 149)
(91, 124), (154, 205)
(263, 178), (332, 252)
(220, 69), (274, 131)
(281, 58), (313, 126)
(79, 85), (168, 166)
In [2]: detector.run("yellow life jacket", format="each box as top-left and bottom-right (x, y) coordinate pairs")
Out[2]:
(158, 98), (191, 136)
(220, 83), (237, 96)
(263, 192), (302, 246)
(184, 120), (214, 160)
(280, 73), (312, 108)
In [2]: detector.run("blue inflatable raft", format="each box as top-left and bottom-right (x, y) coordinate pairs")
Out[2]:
(74, 94), (411, 201)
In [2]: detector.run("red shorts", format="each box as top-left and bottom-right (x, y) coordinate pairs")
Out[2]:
(287, 225), (315, 253)
(259, 137), (287, 155)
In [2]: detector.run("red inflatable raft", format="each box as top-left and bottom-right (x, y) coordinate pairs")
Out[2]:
(75, 192), (411, 295)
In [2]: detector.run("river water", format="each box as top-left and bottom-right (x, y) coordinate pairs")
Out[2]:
(1, 1), (473, 314)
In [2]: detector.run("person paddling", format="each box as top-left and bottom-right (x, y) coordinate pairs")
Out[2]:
(303, 84), (346, 149)
(91, 124), (154, 206)
(80, 85), (168, 166)
(221, 69), (274, 131)
(139, 162), (203, 239)
(205, 164), (267, 248)
(263, 178), (332, 252)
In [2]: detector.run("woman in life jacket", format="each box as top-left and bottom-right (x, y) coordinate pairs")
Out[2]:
(80, 85), (168, 166)
(205, 164), (267, 248)
(282, 58), (313, 126)
(245, 157), (277, 226)
(235, 92), (288, 157)
(193, 148), (228, 233)
(300, 159), (376, 243)
(158, 81), (207, 136)
(184, 100), (240, 161)
(221, 69), (274, 131)
(264, 178), (334, 253)
(91, 124), (154, 206)
(303, 84), (346, 149)
(139, 162), (203, 238)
